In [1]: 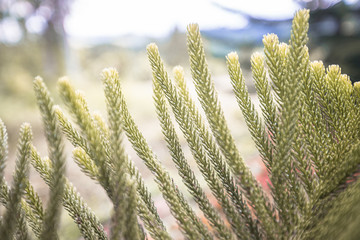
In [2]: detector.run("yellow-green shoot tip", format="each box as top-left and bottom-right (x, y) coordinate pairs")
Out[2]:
(251, 52), (264, 60)
(72, 146), (85, 155)
(146, 43), (158, 52)
(227, 52), (239, 62)
(187, 23), (199, 33)
(34, 76), (43, 83)
(20, 122), (32, 134)
(101, 67), (118, 81)
(58, 76), (70, 86)
(294, 9), (310, 18)
(53, 105), (62, 113)
(354, 82), (360, 92)
(263, 33), (279, 44)
(173, 65), (184, 74)
(311, 61), (324, 69)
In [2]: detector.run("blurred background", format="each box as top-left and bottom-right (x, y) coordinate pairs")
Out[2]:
(1, 0), (360, 239)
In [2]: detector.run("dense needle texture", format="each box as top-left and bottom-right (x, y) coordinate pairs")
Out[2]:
(0, 9), (360, 239)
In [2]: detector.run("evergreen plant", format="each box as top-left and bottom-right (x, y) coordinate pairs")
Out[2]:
(1, 9), (360, 239)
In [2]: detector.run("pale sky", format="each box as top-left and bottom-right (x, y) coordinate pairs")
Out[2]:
(65, 0), (301, 39)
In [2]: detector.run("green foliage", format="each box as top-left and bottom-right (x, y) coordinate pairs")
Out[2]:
(34, 76), (66, 240)
(0, 8), (360, 240)
(0, 123), (32, 239)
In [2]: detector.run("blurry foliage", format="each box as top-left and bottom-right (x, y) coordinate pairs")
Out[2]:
(76, 44), (151, 83)
(211, 0), (360, 82)
(161, 28), (189, 66)
(0, 0), (73, 93)
(299, 0), (360, 81)
(0, 41), (41, 98)
(0, 0), (73, 131)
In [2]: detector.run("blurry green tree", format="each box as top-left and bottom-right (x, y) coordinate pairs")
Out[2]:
(0, 0), (73, 90)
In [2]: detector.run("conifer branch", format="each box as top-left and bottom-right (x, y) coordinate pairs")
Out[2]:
(55, 106), (92, 152)
(106, 67), (211, 240)
(297, 57), (319, 197)
(72, 147), (100, 181)
(92, 112), (110, 138)
(123, 178), (142, 240)
(1, 172), (44, 238)
(228, 52), (273, 174)
(311, 66), (358, 197)
(250, 52), (278, 156)
(290, 47), (314, 213)
(227, 51), (278, 238)
(16, 206), (32, 240)
(269, 9), (309, 231)
(187, 23), (256, 190)
(148, 43), (255, 239)
(0, 180), (42, 238)
(0, 119), (7, 185)
(24, 181), (44, 222)
(172, 64), (263, 239)
(154, 67), (234, 240)
(58, 78), (113, 196)
(30, 146), (107, 240)
(262, 34), (288, 110)
(56, 106), (167, 239)
(0, 123), (32, 239)
(304, 61), (331, 178)
(186, 26), (273, 235)
(73, 147), (166, 240)
(34, 77), (66, 240)
(309, 162), (360, 239)
(102, 68), (141, 240)
(318, 141), (360, 200)
(23, 180), (45, 237)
